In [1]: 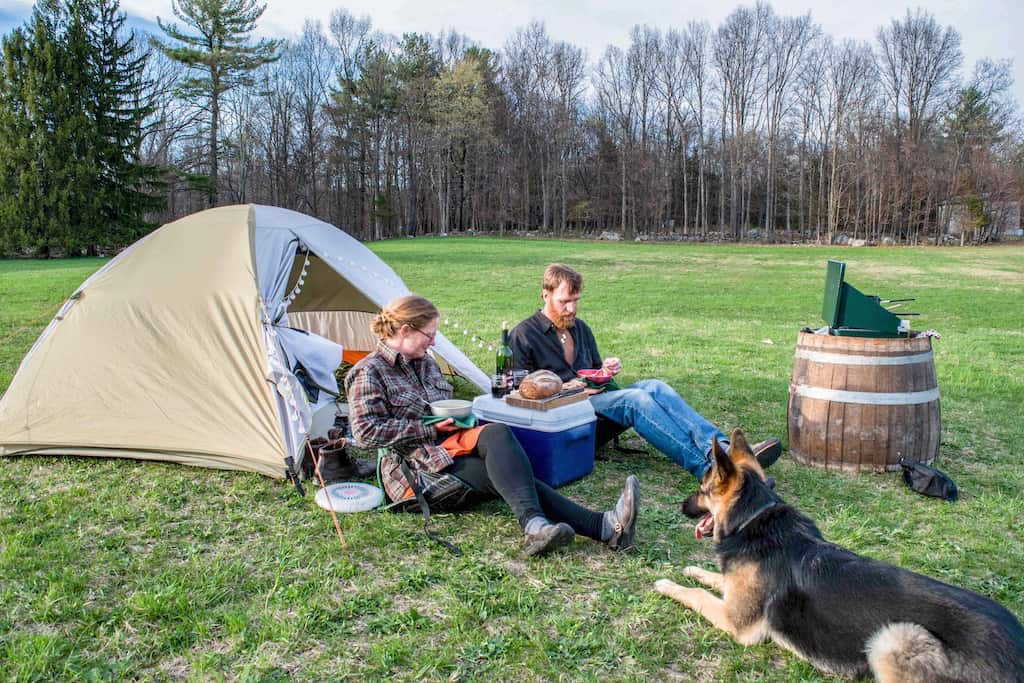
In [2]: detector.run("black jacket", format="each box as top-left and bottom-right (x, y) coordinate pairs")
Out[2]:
(509, 310), (603, 383)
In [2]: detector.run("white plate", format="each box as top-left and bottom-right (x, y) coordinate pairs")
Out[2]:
(314, 482), (383, 513)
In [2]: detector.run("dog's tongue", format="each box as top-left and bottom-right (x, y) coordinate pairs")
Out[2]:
(695, 513), (714, 540)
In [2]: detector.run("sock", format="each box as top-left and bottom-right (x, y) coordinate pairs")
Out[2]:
(524, 515), (550, 536)
(601, 479), (634, 541)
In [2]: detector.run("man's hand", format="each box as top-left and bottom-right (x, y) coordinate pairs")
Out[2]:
(603, 357), (622, 376)
(564, 377), (605, 396)
(434, 418), (461, 433)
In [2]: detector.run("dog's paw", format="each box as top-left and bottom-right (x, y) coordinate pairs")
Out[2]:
(654, 578), (679, 595)
(683, 566), (703, 579)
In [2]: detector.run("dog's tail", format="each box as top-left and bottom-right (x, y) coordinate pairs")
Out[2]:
(865, 622), (949, 683)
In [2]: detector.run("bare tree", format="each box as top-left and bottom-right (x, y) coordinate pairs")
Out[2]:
(395, 33), (439, 234)
(681, 21), (713, 236)
(291, 20), (337, 216)
(824, 39), (875, 243)
(503, 21), (554, 230)
(658, 28), (691, 233)
(877, 9), (962, 237)
(713, 2), (770, 238)
(550, 41), (587, 233)
(594, 45), (636, 237)
(429, 53), (493, 233)
(762, 12), (815, 237)
(120, 4), (1023, 247)
(137, 41), (202, 220)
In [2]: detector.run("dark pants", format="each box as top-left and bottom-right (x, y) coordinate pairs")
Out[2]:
(445, 423), (604, 540)
(595, 416), (628, 450)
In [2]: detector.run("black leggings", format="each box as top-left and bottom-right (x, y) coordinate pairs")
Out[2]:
(444, 423), (604, 540)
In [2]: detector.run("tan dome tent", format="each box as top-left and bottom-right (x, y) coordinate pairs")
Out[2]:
(0, 205), (488, 479)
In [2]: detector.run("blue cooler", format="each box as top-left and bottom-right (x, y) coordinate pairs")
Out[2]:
(472, 395), (596, 487)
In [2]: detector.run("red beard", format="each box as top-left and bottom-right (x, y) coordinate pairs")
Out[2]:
(555, 314), (576, 331)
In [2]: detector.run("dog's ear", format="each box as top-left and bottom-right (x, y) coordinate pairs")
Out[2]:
(711, 438), (736, 481)
(729, 428), (752, 459)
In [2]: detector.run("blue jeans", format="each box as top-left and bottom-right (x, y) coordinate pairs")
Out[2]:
(588, 379), (726, 479)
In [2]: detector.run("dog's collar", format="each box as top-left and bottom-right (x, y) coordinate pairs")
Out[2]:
(732, 500), (778, 535)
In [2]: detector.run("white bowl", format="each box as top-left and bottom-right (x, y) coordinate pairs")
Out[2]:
(429, 399), (473, 419)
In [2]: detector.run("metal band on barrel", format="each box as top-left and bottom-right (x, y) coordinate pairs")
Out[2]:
(790, 384), (939, 405)
(794, 349), (934, 366)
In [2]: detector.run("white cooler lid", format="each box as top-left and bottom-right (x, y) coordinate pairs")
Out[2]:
(472, 394), (596, 432)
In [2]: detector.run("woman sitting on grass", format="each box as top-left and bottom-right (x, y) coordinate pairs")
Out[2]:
(345, 294), (639, 556)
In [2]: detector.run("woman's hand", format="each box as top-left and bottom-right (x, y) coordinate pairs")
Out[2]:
(602, 357), (622, 376)
(434, 418), (462, 433)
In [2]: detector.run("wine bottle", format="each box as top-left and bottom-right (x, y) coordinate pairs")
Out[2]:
(494, 321), (514, 397)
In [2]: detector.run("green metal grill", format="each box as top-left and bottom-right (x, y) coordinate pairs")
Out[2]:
(822, 260), (917, 338)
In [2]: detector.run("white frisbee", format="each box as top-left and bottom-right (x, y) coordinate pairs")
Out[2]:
(314, 482), (383, 513)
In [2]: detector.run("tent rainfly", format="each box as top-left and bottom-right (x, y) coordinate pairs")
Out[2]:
(0, 205), (489, 479)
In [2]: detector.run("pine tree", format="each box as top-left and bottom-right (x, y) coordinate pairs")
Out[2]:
(88, 0), (164, 246)
(0, 7), (65, 255)
(0, 29), (30, 253)
(0, 0), (163, 256)
(152, 0), (280, 206)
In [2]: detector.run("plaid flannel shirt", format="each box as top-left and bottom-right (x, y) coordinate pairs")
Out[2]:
(345, 341), (454, 502)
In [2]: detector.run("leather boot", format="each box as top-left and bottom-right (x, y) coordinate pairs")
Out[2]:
(301, 437), (329, 480)
(317, 440), (377, 482)
(317, 441), (351, 482)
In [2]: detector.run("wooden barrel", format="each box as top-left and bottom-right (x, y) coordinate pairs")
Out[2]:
(787, 331), (940, 472)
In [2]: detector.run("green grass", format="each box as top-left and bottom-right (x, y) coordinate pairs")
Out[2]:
(2, 240), (1023, 681)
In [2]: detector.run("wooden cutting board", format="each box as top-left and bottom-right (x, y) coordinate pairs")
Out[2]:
(505, 389), (588, 411)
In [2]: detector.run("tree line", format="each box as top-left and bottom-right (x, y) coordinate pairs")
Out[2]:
(1, 0), (1021, 256)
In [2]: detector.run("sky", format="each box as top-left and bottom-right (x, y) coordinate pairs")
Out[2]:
(2, 0), (1022, 106)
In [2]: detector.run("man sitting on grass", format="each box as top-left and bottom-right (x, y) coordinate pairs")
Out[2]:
(509, 263), (782, 480)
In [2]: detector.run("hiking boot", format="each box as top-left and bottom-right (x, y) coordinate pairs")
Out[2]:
(301, 437), (330, 479)
(316, 440), (377, 482)
(314, 444), (344, 482)
(524, 521), (575, 556)
(606, 474), (640, 551)
(751, 438), (783, 469)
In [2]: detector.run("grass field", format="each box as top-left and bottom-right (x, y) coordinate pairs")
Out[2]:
(1, 239), (1023, 681)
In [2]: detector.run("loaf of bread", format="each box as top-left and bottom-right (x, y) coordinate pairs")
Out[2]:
(518, 370), (563, 400)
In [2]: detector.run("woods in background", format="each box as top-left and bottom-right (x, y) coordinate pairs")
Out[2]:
(2, 0), (1022, 256)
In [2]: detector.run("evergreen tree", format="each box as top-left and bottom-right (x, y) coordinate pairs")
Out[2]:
(0, 28), (32, 254)
(88, 0), (164, 246)
(152, 0), (280, 206)
(0, 0), (163, 256)
(0, 6), (66, 255)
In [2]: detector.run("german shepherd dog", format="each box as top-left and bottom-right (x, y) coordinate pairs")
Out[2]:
(654, 429), (1024, 682)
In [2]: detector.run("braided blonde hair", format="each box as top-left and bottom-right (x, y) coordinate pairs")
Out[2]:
(371, 295), (440, 339)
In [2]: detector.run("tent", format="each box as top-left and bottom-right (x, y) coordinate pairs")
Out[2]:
(0, 205), (488, 479)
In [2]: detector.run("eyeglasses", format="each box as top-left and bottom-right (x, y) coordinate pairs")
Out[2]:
(410, 326), (437, 343)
